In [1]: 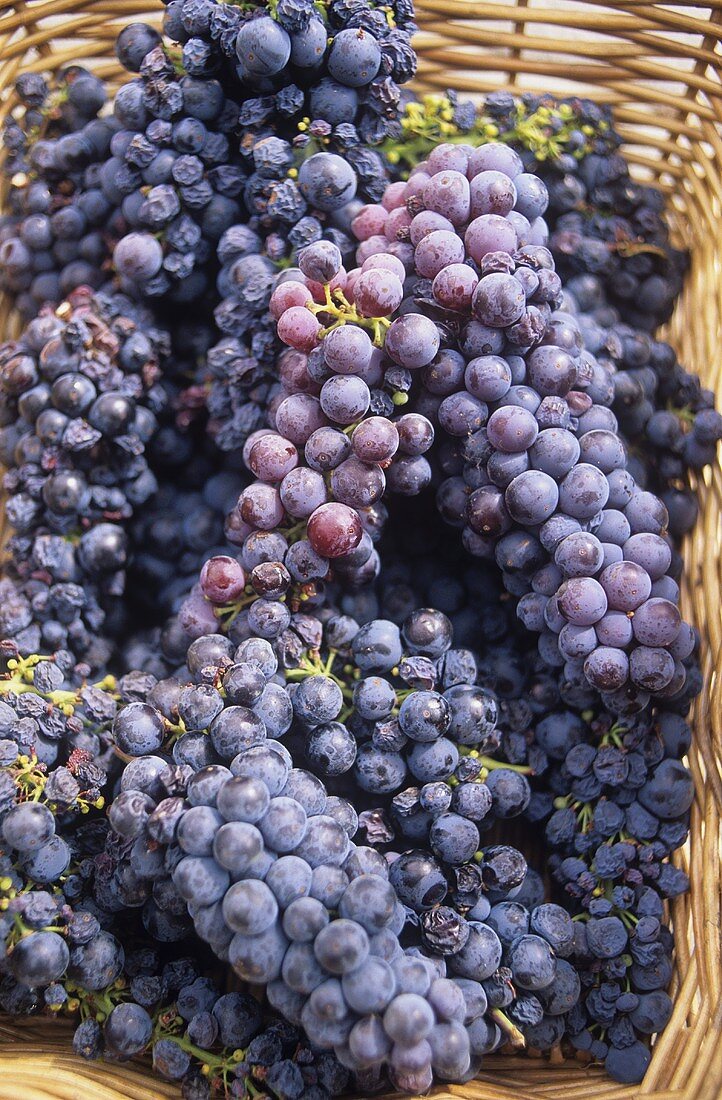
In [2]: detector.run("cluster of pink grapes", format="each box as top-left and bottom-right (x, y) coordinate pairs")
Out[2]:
(207, 240), (437, 608)
(269, 142), (694, 715)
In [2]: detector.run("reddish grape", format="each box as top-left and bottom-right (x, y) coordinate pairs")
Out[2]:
(277, 306), (321, 352)
(307, 502), (363, 558)
(351, 417), (400, 463)
(269, 281), (313, 320)
(199, 556), (246, 605)
(248, 434), (299, 482)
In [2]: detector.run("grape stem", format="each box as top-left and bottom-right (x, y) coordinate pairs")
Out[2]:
(490, 1008), (526, 1049)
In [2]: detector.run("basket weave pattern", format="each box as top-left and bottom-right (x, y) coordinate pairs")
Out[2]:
(0, 1), (720, 1098)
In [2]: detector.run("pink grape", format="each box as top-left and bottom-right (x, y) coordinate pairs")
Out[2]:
(385, 206), (413, 241)
(357, 235), (391, 265)
(270, 280), (313, 319)
(470, 170), (517, 218)
(409, 210), (455, 246)
(238, 483), (285, 530)
(403, 170), (431, 205)
(422, 170), (471, 226)
(427, 143), (469, 175)
(382, 180), (407, 211)
(248, 433), (299, 482)
(242, 428), (275, 469)
(467, 143), (523, 179)
(353, 269), (404, 317)
(199, 556), (246, 604)
(465, 215), (518, 263)
(432, 264), (478, 312)
(414, 230), (465, 279)
(351, 417), (400, 463)
(277, 306), (321, 352)
(361, 253), (407, 283)
(352, 204), (388, 241)
(307, 502), (363, 558)
(274, 394), (327, 446)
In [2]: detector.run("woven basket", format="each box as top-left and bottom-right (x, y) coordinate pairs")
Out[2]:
(0, 1), (721, 1098)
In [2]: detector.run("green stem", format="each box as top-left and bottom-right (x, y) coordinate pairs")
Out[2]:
(477, 756), (533, 774)
(491, 1009), (526, 1049)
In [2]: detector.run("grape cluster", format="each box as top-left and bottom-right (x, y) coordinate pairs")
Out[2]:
(569, 280), (722, 524)
(102, 626), (563, 1091)
(0, 68), (117, 319)
(0, 290), (175, 668)
(265, 143), (693, 709)
(385, 91), (688, 333)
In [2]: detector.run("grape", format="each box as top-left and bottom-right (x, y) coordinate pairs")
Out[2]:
(432, 264), (478, 312)
(555, 532), (604, 577)
(599, 561), (652, 612)
(314, 918), (369, 975)
(238, 483), (285, 531)
(625, 491), (668, 535)
(248, 434), (299, 482)
(10, 931), (70, 988)
(351, 417), (399, 463)
(223, 879), (279, 935)
(526, 345), (577, 397)
(280, 467), (327, 518)
(530, 428), (580, 478)
(623, 533), (672, 579)
(414, 230), (465, 279)
(472, 273), (526, 327)
(470, 170), (517, 217)
(323, 325), (374, 375)
(307, 502), (362, 558)
(212, 821), (263, 875)
(236, 16), (291, 77)
(631, 598), (682, 646)
(595, 509), (631, 546)
(449, 922), (502, 981)
(298, 153), (357, 212)
(423, 171), (471, 226)
(199, 556), (246, 604)
(465, 215), (518, 263)
(508, 934), (557, 991)
(487, 406), (538, 452)
(438, 392), (487, 437)
(629, 646), (675, 691)
(320, 375), (370, 425)
(305, 426), (352, 473)
(327, 28), (381, 87)
(468, 143), (524, 178)
(354, 269), (404, 316)
(2, 802), (55, 852)
(113, 232), (162, 280)
(384, 993), (435, 1045)
(385, 314), (440, 370)
(584, 646), (630, 691)
(557, 576), (608, 626)
(229, 923), (288, 983)
(505, 471), (558, 524)
(558, 463), (609, 519)
(578, 429), (626, 472)
(270, 280), (314, 319)
(331, 457), (385, 508)
(277, 306), (322, 352)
